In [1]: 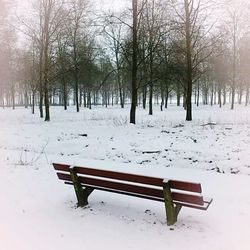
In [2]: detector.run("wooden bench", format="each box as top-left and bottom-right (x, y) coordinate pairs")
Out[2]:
(53, 163), (212, 225)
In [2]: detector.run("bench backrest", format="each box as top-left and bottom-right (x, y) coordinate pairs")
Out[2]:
(53, 163), (204, 208)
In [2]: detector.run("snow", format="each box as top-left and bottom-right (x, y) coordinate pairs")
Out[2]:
(1, 104), (250, 250)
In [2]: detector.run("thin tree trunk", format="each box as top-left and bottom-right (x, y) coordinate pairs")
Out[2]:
(223, 86), (226, 105)
(245, 87), (249, 106)
(43, 3), (51, 122)
(130, 0), (138, 124)
(32, 90), (35, 114)
(11, 83), (15, 110)
(165, 86), (169, 109)
(39, 47), (44, 118)
(210, 83), (214, 106)
(218, 86), (222, 108)
(184, 0), (192, 121)
(149, 82), (153, 115)
(142, 86), (146, 109)
(197, 81), (200, 107)
(177, 81), (181, 106)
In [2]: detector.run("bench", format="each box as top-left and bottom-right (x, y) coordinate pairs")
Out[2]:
(53, 163), (212, 225)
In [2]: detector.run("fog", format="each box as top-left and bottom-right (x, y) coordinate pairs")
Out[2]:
(0, 0), (250, 117)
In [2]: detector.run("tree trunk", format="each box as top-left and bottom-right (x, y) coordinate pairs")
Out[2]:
(87, 91), (91, 109)
(218, 86), (222, 108)
(142, 86), (146, 109)
(223, 86), (226, 105)
(39, 47), (44, 118)
(177, 81), (181, 106)
(238, 87), (242, 104)
(32, 90), (35, 114)
(149, 82), (153, 115)
(197, 81), (200, 107)
(43, 2), (51, 122)
(165, 85), (169, 109)
(210, 83), (214, 106)
(231, 87), (235, 110)
(130, 0), (138, 124)
(11, 83), (15, 110)
(184, 0), (192, 121)
(73, 32), (80, 112)
(245, 87), (249, 106)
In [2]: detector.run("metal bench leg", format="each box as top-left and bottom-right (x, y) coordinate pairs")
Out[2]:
(69, 166), (94, 207)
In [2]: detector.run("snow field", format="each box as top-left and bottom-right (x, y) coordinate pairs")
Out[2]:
(0, 104), (250, 250)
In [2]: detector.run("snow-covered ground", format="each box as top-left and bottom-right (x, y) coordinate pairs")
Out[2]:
(1, 104), (250, 250)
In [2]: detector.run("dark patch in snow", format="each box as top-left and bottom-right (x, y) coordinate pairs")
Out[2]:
(161, 130), (170, 134)
(173, 124), (184, 128)
(139, 160), (151, 164)
(142, 150), (161, 154)
(201, 123), (216, 127)
(230, 168), (240, 174)
(209, 167), (225, 174)
(78, 134), (87, 137)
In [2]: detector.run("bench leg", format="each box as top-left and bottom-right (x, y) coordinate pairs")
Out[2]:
(69, 166), (94, 207)
(163, 181), (182, 226)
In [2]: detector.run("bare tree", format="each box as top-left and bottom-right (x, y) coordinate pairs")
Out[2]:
(67, 0), (89, 112)
(170, 0), (217, 120)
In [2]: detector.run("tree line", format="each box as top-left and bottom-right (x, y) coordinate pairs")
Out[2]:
(0, 0), (250, 123)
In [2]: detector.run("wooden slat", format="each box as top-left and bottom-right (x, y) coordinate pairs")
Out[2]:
(57, 173), (204, 206)
(172, 192), (204, 206)
(57, 173), (72, 181)
(170, 180), (202, 193)
(53, 163), (202, 193)
(64, 181), (164, 202)
(79, 176), (164, 198)
(74, 166), (164, 187)
(57, 172), (163, 198)
(53, 163), (70, 172)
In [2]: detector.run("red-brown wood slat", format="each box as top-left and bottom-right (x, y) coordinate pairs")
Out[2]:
(75, 166), (164, 187)
(172, 192), (204, 206)
(53, 163), (70, 172)
(57, 172), (163, 198)
(79, 176), (164, 198)
(57, 173), (72, 181)
(53, 163), (202, 193)
(56, 173), (204, 206)
(54, 163), (163, 186)
(64, 181), (164, 202)
(170, 180), (202, 193)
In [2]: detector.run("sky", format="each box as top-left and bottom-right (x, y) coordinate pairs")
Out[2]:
(15, 0), (130, 14)
(12, 0), (130, 46)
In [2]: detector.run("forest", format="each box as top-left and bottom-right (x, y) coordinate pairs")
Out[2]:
(0, 0), (250, 123)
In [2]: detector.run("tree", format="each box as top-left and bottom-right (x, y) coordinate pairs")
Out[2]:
(130, 0), (138, 124)
(223, 3), (245, 110)
(67, 0), (89, 112)
(170, 0), (217, 120)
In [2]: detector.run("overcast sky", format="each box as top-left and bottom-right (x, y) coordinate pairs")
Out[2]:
(14, 0), (130, 14)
